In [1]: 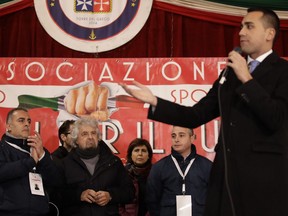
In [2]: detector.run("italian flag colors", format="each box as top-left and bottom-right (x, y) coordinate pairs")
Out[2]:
(0, 0), (288, 28)
(0, 0), (33, 16)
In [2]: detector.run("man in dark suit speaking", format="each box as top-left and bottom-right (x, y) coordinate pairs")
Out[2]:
(121, 7), (288, 216)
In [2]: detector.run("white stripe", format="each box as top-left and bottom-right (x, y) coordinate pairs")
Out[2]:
(171, 155), (195, 194)
(155, 0), (288, 20)
(6, 141), (30, 154)
(0, 0), (23, 9)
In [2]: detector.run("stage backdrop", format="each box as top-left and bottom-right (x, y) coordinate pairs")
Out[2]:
(0, 57), (232, 162)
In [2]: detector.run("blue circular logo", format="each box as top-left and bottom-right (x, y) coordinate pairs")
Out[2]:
(34, 0), (153, 53)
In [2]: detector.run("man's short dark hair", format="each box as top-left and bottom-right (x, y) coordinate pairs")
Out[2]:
(6, 107), (29, 124)
(247, 7), (280, 43)
(58, 120), (75, 145)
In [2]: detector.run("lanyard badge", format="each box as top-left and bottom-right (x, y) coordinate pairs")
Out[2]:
(171, 155), (194, 216)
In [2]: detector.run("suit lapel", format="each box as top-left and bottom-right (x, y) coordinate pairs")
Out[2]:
(251, 52), (279, 79)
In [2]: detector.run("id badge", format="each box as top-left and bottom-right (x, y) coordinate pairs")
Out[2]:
(29, 172), (45, 196)
(176, 195), (192, 216)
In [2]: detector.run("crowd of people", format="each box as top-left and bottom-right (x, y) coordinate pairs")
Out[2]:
(1, 7), (287, 216)
(0, 108), (210, 216)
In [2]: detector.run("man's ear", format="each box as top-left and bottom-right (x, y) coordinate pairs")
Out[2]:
(6, 124), (11, 132)
(190, 134), (196, 142)
(266, 28), (275, 42)
(60, 133), (67, 142)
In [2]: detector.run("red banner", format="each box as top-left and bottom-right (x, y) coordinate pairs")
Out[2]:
(0, 57), (229, 162)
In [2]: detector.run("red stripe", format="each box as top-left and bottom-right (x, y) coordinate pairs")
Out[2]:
(0, 0), (33, 16)
(153, 1), (288, 29)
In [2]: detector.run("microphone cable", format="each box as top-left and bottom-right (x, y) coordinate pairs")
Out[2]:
(49, 201), (59, 216)
(218, 69), (237, 216)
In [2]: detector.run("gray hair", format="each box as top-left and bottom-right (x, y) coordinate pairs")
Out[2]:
(172, 125), (194, 136)
(71, 117), (102, 144)
(187, 128), (194, 136)
(6, 107), (29, 124)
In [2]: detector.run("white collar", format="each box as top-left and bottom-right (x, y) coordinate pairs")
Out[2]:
(247, 49), (272, 64)
(6, 141), (30, 154)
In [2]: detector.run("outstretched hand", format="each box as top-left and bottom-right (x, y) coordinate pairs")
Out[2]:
(119, 81), (158, 106)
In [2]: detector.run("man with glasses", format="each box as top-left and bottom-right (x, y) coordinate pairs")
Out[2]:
(52, 120), (75, 159)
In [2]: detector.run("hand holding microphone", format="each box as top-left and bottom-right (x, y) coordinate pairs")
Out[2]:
(220, 47), (252, 84)
(219, 47), (242, 84)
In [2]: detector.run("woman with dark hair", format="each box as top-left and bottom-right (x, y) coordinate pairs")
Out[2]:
(119, 138), (153, 216)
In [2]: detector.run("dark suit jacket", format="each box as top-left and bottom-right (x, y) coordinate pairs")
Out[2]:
(148, 52), (288, 216)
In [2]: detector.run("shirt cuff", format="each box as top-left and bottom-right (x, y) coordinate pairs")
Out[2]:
(38, 152), (45, 161)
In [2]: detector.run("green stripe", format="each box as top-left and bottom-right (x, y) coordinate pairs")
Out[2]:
(0, 0), (15, 4)
(18, 95), (59, 111)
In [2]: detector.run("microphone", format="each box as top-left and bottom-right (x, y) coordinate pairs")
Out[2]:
(219, 47), (242, 85)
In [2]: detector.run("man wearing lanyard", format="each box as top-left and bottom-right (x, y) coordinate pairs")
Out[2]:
(146, 126), (212, 216)
(0, 108), (61, 216)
